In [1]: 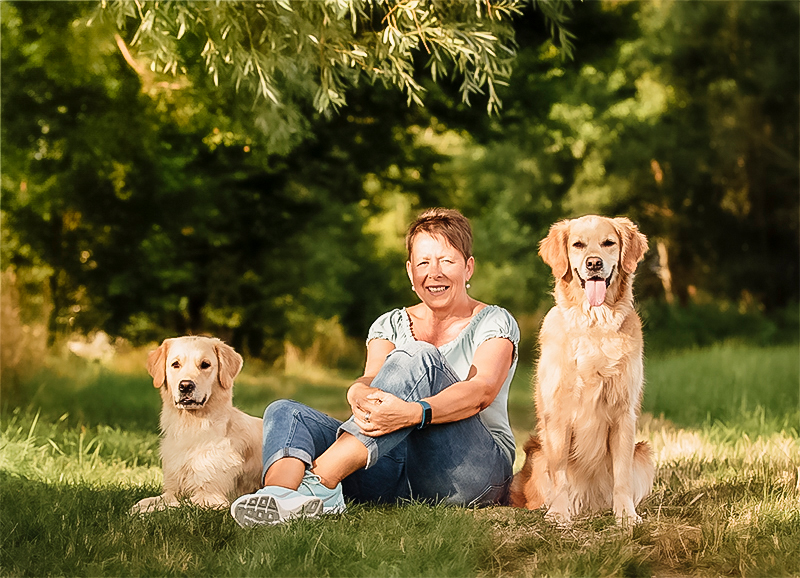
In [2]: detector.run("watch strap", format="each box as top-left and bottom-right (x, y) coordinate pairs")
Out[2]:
(416, 400), (432, 429)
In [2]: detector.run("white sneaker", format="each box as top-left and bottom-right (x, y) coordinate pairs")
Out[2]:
(230, 486), (323, 528)
(297, 471), (346, 514)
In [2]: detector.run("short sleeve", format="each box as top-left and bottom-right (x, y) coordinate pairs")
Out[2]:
(366, 309), (410, 346)
(473, 306), (521, 363)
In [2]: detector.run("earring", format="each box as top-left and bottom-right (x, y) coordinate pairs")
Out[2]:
(466, 282), (471, 289)
(411, 284), (415, 291)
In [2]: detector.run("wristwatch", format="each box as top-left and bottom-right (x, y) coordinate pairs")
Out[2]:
(416, 400), (432, 429)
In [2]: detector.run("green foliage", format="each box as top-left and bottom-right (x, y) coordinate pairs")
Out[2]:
(97, 0), (574, 122)
(3, 0), (798, 357)
(1, 2), (467, 357)
(641, 301), (800, 353)
(443, 0), (799, 315)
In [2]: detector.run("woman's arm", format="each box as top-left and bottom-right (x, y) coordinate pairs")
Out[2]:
(355, 337), (515, 437)
(346, 338), (395, 416)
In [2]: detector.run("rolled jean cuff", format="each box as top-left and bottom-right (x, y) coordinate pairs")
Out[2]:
(262, 446), (314, 481)
(338, 418), (380, 468)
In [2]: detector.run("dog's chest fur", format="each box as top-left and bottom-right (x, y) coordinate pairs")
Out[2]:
(560, 302), (639, 411)
(160, 412), (246, 495)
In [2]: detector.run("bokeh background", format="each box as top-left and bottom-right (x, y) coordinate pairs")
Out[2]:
(3, 0), (798, 377)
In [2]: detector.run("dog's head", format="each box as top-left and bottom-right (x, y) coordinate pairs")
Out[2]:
(539, 215), (648, 307)
(146, 336), (243, 410)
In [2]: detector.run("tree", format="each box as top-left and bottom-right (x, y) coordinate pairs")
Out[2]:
(1, 1), (471, 356)
(444, 0), (799, 315)
(7, 0), (795, 361)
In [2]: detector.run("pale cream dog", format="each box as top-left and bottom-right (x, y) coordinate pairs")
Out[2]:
(131, 336), (263, 513)
(509, 215), (655, 525)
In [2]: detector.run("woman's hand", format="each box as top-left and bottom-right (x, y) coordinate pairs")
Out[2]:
(352, 389), (420, 437)
(347, 382), (379, 418)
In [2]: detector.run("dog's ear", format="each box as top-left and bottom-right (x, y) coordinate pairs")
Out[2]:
(215, 340), (243, 389)
(146, 340), (170, 388)
(539, 219), (571, 279)
(614, 217), (649, 274)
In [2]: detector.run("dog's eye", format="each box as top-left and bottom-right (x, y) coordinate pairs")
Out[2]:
(572, 241), (586, 249)
(601, 240), (617, 247)
(171, 361), (181, 369)
(200, 360), (212, 370)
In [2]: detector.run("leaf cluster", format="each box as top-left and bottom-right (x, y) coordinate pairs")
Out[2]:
(97, 0), (547, 116)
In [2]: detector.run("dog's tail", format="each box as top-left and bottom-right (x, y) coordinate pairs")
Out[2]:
(632, 441), (655, 506)
(508, 435), (547, 509)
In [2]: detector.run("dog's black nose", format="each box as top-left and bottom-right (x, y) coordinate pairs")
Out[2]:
(178, 380), (195, 394)
(586, 257), (603, 272)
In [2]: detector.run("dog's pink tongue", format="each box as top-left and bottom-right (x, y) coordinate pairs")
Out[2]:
(585, 279), (606, 307)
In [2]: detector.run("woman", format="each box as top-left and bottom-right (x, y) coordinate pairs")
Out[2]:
(231, 208), (520, 527)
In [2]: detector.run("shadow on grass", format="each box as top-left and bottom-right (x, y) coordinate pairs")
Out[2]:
(1, 472), (494, 577)
(478, 467), (800, 578)
(0, 471), (240, 576)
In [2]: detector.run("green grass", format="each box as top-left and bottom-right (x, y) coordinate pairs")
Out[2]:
(643, 344), (800, 427)
(2, 344), (799, 576)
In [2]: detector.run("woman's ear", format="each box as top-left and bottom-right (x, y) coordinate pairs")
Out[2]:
(539, 220), (571, 279)
(613, 217), (649, 274)
(465, 255), (475, 282)
(215, 340), (243, 389)
(406, 260), (414, 289)
(146, 339), (170, 388)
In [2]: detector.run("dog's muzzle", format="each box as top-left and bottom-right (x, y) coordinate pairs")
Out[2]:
(176, 380), (206, 408)
(575, 259), (614, 307)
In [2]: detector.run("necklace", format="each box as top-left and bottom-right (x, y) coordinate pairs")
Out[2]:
(408, 313), (417, 340)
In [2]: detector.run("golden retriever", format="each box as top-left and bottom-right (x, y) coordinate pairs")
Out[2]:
(509, 215), (655, 525)
(130, 336), (263, 513)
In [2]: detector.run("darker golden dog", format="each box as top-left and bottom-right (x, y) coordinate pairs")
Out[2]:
(509, 215), (654, 525)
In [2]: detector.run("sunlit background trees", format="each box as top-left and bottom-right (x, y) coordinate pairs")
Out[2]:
(3, 0), (797, 372)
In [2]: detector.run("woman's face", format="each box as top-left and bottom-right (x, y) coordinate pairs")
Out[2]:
(406, 232), (474, 310)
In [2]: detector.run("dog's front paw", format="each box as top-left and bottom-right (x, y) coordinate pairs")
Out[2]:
(544, 506), (572, 527)
(193, 495), (230, 510)
(130, 496), (168, 515)
(614, 507), (643, 526)
(545, 491), (573, 526)
(613, 495), (644, 526)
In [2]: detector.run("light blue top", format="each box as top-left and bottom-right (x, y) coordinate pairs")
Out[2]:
(366, 305), (520, 464)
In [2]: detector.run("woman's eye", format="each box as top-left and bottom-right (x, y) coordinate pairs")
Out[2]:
(200, 360), (211, 370)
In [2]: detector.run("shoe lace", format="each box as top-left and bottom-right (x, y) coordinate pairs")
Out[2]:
(300, 472), (323, 495)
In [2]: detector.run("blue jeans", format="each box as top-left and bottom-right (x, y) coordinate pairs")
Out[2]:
(261, 341), (513, 506)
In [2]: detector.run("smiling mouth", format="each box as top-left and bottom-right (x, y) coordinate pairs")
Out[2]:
(575, 268), (614, 307)
(426, 285), (449, 294)
(176, 396), (207, 408)
(575, 271), (612, 290)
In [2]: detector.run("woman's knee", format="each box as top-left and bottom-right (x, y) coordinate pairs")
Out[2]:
(262, 399), (304, 422)
(386, 341), (441, 367)
(376, 342), (457, 397)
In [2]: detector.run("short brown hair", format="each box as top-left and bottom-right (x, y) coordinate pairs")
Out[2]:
(405, 208), (473, 263)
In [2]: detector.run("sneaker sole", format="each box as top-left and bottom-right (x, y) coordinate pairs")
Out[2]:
(322, 503), (346, 515)
(231, 494), (323, 528)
